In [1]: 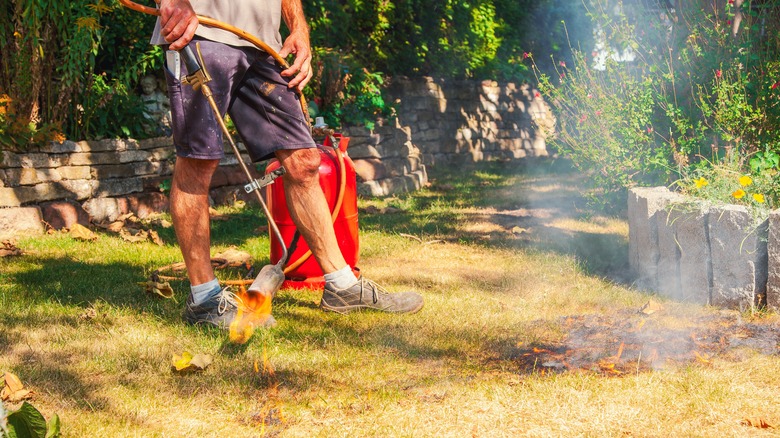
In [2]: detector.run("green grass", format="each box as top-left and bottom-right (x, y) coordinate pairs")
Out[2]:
(2, 160), (780, 437)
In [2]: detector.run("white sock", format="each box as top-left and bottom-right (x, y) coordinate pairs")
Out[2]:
(324, 265), (358, 290)
(190, 278), (221, 305)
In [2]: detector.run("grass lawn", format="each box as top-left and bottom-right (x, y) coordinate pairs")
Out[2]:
(2, 159), (780, 437)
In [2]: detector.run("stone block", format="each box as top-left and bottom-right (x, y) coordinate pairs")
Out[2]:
(353, 158), (387, 182)
(3, 168), (62, 186)
(347, 145), (382, 160)
(765, 210), (780, 311)
(674, 206), (711, 304)
(128, 192), (169, 218)
(94, 178), (143, 198)
(82, 197), (130, 222)
(655, 204), (711, 304)
(708, 205), (768, 309)
(0, 206), (44, 239)
(1, 152), (68, 169)
(137, 136), (173, 150)
(91, 162), (161, 179)
(40, 200), (91, 230)
(58, 166), (92, 180)
(627, 187), (684, 290)
(38, 140), (82, 154)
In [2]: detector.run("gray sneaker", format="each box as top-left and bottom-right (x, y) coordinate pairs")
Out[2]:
(184, 287), (277, 330)
(320, 276), (424, 314)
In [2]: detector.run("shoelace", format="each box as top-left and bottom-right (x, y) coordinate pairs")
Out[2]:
(359, 277), (388, 304)
(216, 287), (242, 315)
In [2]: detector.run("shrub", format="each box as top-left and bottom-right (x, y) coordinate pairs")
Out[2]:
(535, 0), (780, 212)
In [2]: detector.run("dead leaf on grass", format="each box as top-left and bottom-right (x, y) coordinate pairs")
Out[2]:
(0, 240), (22, 257)
(1, 372), (32, 402)
(213, 247), (252, 267)
(741, 417), (774, 429)
(79, 307), (98, 321)
(139, 280), (175, 299)
(120, 228), (149, 243)
(69, 223), (98, 241)
(209, 207), (229, 221)
(639, 300), (664, 315)
(511, 226), (529, 235)
(171, 352), (213, 373)
(381, 206), (402, 214)
(150, 218), (172, 228)
(149, 230), (164, 246)
(362, 205), (381, 214)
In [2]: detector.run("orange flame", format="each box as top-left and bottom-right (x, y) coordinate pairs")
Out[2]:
(229, 285), (273, 344)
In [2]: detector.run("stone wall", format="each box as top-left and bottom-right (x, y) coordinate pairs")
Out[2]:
(386, 77), (553, 167)
(0, 77), (552, 238)
(628, 187), (776, 311)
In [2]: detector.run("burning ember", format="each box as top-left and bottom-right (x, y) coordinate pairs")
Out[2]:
(512, 308), (780, 376)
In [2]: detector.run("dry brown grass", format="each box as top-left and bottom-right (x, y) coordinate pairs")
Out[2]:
(2, 161), (780, 437)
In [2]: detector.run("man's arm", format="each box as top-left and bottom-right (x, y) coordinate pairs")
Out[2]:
(159, 0), (198, 51)
(279, 0), (313, 91)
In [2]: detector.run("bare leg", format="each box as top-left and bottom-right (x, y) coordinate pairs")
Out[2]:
(275, 148), (347, 274)
(170, 157), (219, 285)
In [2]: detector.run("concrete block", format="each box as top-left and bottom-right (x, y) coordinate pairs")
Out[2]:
(675, 206), (711, 304)
(766, 210), (780, 310)
(347, 145), (382, 160)
(40, 200), (91, 230)
(82, 197), (130, 223)
(655, 204), (711, 304)
(353, 158), (387, 182)
(0, 206), (44, 239)
(708, 205), (768, 309)
(94, 178), (143, 198)
(627, 187), (684, 290)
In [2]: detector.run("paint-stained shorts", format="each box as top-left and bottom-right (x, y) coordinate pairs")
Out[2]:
(164, 37), (315, 162)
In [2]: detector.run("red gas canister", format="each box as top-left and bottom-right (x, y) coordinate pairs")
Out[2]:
(265, 134), (359, 290)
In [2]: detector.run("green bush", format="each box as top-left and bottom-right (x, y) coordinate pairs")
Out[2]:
(536, 0), (780, 212)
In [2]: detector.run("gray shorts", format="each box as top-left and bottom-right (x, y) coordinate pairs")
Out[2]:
(164, 37), (315, 162)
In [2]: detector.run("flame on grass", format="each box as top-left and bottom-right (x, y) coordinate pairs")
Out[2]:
(229, 284), (273, 344)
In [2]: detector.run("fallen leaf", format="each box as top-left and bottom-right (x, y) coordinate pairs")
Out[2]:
(0, 240), (22, 257)
(639, 300), (664, 315)
(106, 221), (125, 233)
(381, 206), (402, 214)
(2, 372), (32, 402)
(213, 247), (252, 267)
(741, 417), (774, 429)
(139, 280), (175, 299)
(149, 230), (164, 246)
(79, 307), (97, 321)
(150, 218), (172, 228)
(362, 205), (380, 214)
(120, 228), (149, 243)
(511, 226), (529, 234)
(116, 213), (135, 222)
(171, 352), (212, 373)
(69, 223), (97, 241)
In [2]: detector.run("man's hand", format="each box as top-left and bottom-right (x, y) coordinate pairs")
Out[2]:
(159, 0), (198, 51)
(279, 31), (313, 92)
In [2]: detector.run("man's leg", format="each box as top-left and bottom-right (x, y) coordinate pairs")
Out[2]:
(170, 157), (219, 286)
(275, 148), (347, 274)
(171, 157), (247, 327)
(275, 148), (424, 314)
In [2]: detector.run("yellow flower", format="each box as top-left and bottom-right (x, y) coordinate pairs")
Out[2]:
(753, 193), (766, 203)
(694, 177), (708, 188)
(739, 175), (753, 187)
(732, 189), (746, 199)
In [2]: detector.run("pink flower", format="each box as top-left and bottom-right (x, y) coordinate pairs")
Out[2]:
(579, 115), (587, 123)
(716, 70), (722, 78)
(595, 110), (602, 116)
(647, 127), (654, 134)
(559, 61), (566, 68)
(523, 52), (531, 59)
(772, 82), (780, 90)
(534, 91), (541, 98)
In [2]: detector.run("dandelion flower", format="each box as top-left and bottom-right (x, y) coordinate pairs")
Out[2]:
(739, 175), (753, 187)
(694, 177), (708, 189)
(753, 193), (766, 203)
(732, 189), (746, 199)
